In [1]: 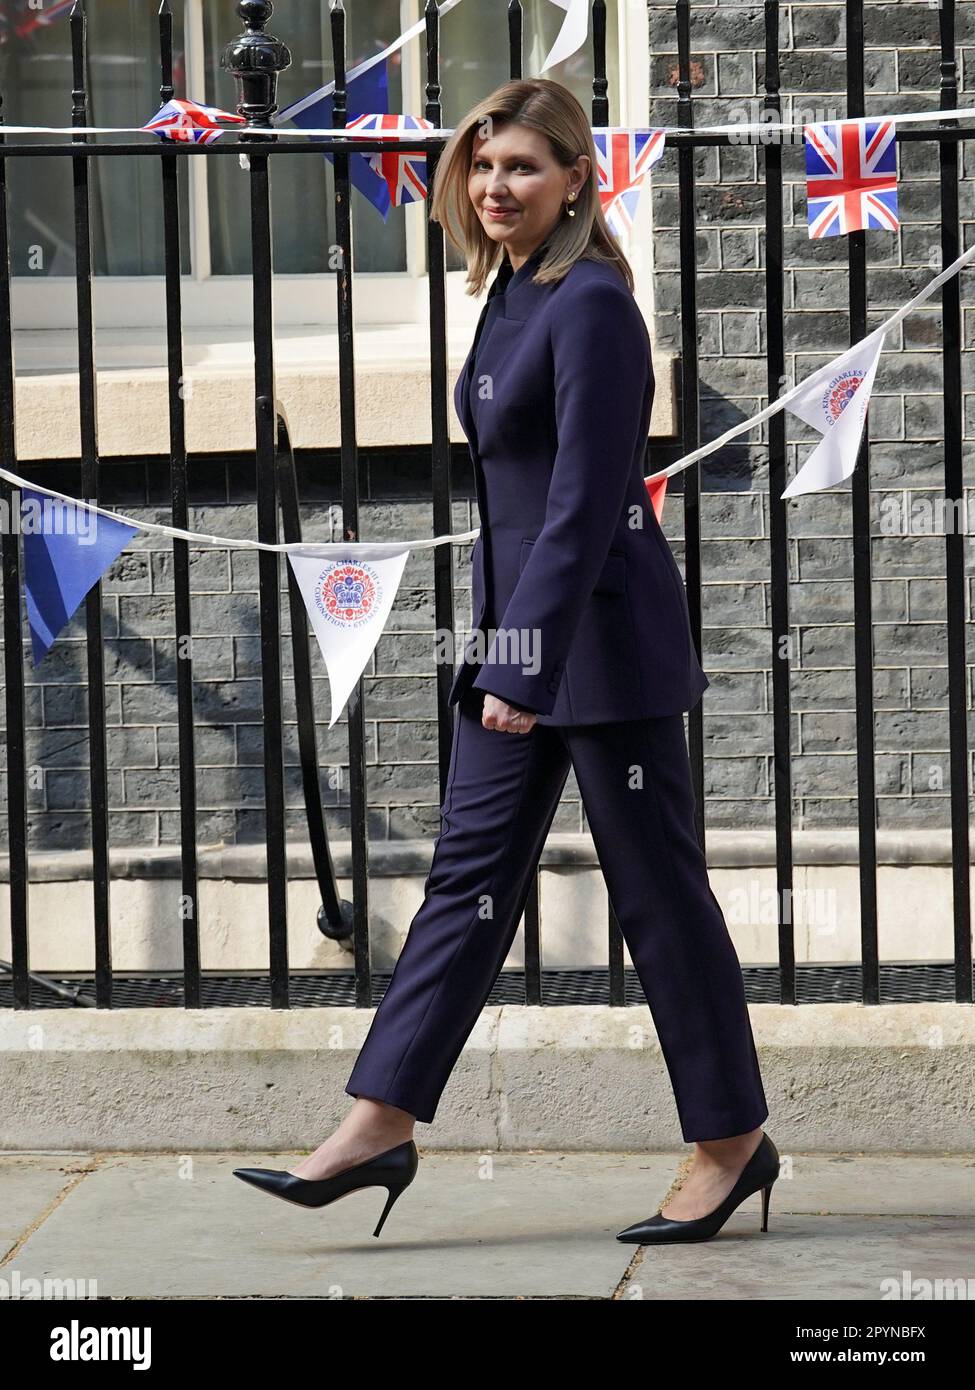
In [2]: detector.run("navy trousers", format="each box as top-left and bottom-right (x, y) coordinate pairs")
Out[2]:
(345, 689), (769, 1141)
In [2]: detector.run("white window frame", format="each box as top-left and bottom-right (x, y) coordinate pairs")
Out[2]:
(12, 0), (651, 335)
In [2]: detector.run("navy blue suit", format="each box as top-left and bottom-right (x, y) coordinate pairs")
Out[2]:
(345, 244), (769, 1140)
(448, 240), (710, 722)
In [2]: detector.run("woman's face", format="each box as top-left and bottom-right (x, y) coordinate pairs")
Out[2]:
(468, 121), (588, 262)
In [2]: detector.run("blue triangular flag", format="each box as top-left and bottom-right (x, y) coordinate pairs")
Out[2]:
(280, 58), (392, 219)
(20, 487), (140, 666)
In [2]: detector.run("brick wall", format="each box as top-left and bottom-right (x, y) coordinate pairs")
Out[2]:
(0, 451), (595, 851)
(646, 0), (975, 828)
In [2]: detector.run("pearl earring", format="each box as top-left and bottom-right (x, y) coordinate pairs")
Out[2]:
(566, 192), (577, 217)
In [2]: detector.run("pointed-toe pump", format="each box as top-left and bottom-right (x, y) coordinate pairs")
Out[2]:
(233, 1138), (419, 1238)
(616, 1132), (780, 1244)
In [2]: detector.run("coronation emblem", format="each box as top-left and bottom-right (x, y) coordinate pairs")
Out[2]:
(821, 369), (865, 425)
(313, 562), (379, 627)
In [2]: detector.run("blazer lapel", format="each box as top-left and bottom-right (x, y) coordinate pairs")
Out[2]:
(467, 272), (552, 436)
(455, 254), (555, 456)
(454, 296), (491, 449)
(453, 253), (556, 629)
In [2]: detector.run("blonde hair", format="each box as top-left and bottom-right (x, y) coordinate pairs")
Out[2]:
(429, 78), (635, 298)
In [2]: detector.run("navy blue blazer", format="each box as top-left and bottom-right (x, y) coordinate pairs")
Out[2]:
(450, 243), (709, 724)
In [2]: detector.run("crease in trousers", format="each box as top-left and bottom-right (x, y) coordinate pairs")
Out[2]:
(345, 688), (769, 1141)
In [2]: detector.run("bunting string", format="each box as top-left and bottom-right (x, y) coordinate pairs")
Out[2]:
(4, 0), (971, 707)
(644, 235), (975, 486)
(272, 0), (467, 126)
(0, 465), (477, 558)
(0, 226), (971, 549)
(4, 103), (975, 142)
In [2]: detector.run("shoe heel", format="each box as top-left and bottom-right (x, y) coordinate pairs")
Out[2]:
(760, 1180), (774, 1233)
(372, 1181), (408, 1238)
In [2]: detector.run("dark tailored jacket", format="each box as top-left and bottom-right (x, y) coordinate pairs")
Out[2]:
(449, 241), (710, 724)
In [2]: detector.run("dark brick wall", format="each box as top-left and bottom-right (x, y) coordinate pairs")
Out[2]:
(646, 0), (975, 828)
(0, 449), (597, 851)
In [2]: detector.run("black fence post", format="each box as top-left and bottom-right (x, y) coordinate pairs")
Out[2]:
(221, 0), (291, 121)
(221, 1), (293, 1007)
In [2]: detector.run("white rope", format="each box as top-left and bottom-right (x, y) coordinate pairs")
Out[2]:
(0, 463), (478, 556)
(4, 102), (975, 142)
(645, 238), (975, 483)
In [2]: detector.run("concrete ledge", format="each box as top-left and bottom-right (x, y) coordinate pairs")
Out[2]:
(11, 341), (675, 455)
(2, 833), (972, 971)
(0, 829), (968, 881)
(2, 1002), (972, 1153)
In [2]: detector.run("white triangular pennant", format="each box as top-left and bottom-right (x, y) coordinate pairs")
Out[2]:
(540, 0), (590, 72)
(782, 331), (886, 498)
(288, 546), (410, 727)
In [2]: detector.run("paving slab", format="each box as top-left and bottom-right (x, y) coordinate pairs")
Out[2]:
(0, 1154), (96, 1257)
(2, 1150), (974, 1300)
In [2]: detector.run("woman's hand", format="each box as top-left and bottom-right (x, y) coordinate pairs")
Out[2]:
(481, 693), (537, 735)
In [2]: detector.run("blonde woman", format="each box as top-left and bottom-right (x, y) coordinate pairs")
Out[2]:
(235, 80), (778, 1244)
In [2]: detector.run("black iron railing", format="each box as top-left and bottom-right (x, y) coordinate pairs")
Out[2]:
(0, 1), (971, 1012)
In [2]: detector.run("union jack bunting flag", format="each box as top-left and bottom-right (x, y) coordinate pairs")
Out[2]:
(1, 0), (74, 45)
(593, 128), (666, 241)
(142, 98), (246, 146)
(278, 58), (393, 219)
(29, 0), (74, 23)
(344, 113), (435, 206)
(804, 119), (899, 238)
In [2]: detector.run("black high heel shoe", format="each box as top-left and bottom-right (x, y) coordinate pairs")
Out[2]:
(233, 1139), (418, 1238)
(616, 1132), (780, 1244)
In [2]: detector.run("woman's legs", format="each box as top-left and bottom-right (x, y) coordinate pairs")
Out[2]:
(291, 690), (571, 1180)
(288, 1097), (414, 1181)
(295, 702), (768, 1204)
(562, 710), (769, 1212)
(344, 687), (570, 1118)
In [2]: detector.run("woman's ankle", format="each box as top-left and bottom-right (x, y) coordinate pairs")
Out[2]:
(693, 1126), (763, 1167)
(345, 1095), (416, 1137)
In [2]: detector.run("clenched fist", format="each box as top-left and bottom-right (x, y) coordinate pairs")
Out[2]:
(481, 693), (537, 735)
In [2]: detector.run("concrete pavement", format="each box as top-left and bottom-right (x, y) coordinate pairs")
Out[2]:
(2, 1148), (974, 1300)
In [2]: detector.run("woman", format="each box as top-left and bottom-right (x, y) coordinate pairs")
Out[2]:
(234, 80), (778, 1244)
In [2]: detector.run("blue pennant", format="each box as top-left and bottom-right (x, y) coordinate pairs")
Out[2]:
(20, 487), (140, 666)
(280, 58), (392, 219)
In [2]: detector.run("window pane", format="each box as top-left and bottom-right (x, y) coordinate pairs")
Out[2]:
(203, 0), (405, 275)
(0, 2), (623, 281)
(440, 0), (621, 272)
(0, 0), (190, 277)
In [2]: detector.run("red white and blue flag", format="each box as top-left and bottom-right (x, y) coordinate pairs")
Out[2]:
(804, 119), (899, 239)
(344, 113), (435, 206)
(593, 128), (666, 242)
(277, 59), (395, 219)
(142, 98), (245, 146)
(28, 0), (74, 23)
(1, 0), (74, 45)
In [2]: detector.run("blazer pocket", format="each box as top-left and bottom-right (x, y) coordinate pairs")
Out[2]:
(519, 537), (627, 595)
